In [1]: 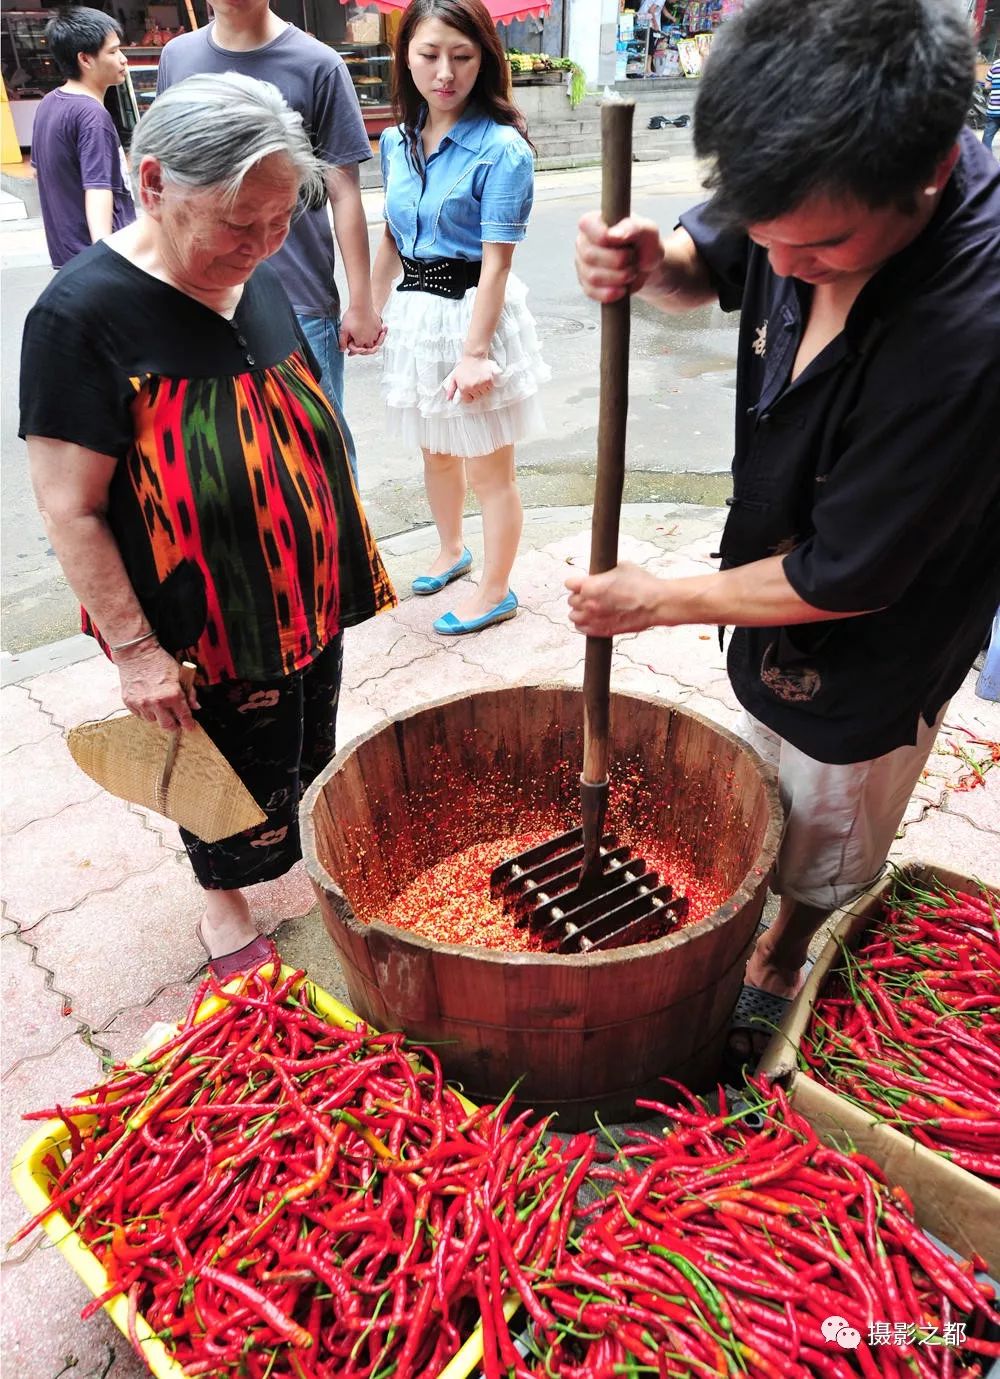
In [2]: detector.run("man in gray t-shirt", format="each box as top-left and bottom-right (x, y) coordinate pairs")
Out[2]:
(158, 0), (384, 476)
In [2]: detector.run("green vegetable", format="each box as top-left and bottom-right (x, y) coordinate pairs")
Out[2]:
(506, 50), (588, 105)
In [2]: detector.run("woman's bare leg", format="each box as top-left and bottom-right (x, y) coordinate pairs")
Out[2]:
(200, 888), (256, 957)
(422, 447), (468, 576)
(449, 444), (521, 619)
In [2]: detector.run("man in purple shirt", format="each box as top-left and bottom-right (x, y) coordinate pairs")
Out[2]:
(31, 8), (136, 269)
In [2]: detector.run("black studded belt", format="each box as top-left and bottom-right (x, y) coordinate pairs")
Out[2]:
(397, 255), (482, 300)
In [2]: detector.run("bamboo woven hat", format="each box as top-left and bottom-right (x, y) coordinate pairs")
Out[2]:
(67, 665), (266, 843)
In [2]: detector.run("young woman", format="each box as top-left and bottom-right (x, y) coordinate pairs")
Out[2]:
(372, 0), (549, 635)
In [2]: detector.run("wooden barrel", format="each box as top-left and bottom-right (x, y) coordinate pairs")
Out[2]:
(301, 684), (784, 1128)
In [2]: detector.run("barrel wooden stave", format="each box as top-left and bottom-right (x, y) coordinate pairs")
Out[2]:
(303, 684), (783, 1128)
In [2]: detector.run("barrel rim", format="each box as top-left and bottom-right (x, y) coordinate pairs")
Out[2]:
(300, 680), (785, 967)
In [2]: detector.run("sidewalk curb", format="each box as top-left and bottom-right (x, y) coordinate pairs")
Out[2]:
(1, 634), (101, 686)
(0, 501), (724, 683)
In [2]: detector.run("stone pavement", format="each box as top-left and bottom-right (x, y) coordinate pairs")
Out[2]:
(2, 502), (999, 1379)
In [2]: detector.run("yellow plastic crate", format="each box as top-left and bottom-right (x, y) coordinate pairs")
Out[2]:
(11, 963), (516, 1379)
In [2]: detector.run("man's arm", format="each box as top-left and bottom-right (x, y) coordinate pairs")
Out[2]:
(83, 187), (114, 243)
(78, 113), (124, 244)
(566, 556), (869, 638)
(638, 226), (719, 313)
(326, 163), (384, 354)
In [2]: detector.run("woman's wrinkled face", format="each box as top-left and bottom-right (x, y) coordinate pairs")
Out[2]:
(407, 18), (482, 118)
(149, 153), (301, 291)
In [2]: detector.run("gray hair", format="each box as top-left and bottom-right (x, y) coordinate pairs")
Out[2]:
(130, 71), (326, 206)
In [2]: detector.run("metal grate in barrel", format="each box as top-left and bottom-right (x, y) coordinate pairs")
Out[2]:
(490, 827), (688, 953)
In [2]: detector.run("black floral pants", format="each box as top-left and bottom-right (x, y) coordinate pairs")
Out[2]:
(181, 635), (343, 891)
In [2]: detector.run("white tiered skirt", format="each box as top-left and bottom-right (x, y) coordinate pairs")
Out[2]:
(380, 272), (550, 458)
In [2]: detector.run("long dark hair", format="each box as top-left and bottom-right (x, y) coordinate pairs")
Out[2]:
(391, 0), (535, 168)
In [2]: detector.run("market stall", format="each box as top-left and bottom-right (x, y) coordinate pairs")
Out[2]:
(0, 1), (397, 149)
(337, 0), (555, 135)
(0, 3), (200, 149)
(329, 3), (399, 138)
(1, 0), (566, 148)
(1, 10), (57, 146)
(617, 0), (746, 81)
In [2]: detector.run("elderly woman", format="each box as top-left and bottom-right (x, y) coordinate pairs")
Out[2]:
(20, 73), (395, 979)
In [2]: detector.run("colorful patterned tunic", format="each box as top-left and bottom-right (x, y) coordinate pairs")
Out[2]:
(19, 244), (395, 683)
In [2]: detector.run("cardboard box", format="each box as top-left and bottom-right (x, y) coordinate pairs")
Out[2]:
(758, 862), (1000, 1277)
(346, 11), (382, 44)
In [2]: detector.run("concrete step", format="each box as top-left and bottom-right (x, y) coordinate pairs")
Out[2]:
(537, 129), (691, 159)
(535, 153), (602, 171)
(0, 189), (28, 222)
(633, 129), (693, 150)
(0, 171), (39, 218)
(557, 94), (691, 119)
(362, 132), (694, 187)
(355, 81), (698, 190)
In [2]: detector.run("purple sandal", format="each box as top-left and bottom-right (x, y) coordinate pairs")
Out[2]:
(195, 921), (277, 981)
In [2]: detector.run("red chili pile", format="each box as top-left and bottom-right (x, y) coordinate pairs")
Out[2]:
(802, 878), (1000, 1183)
(378, 827), (726, 952)
(14, 965), (595, 1379)
(493, 1080), (1000, 1379)
(17, 949), (1000, 1379)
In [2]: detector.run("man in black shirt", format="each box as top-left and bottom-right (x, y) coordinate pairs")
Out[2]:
(570, 0), (1000, 1066)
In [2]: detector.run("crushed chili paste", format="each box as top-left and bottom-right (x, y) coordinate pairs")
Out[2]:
(372, 825), (728, 953)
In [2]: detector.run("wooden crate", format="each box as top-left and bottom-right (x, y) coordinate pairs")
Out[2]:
(758, 863), (1000, 1276)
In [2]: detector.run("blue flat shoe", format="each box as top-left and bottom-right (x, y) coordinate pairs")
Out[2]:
(411, 548), (473, 596)
(434, 591), (518, 636)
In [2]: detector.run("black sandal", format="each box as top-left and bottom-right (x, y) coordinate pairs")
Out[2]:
(721, 984), (795, 1085)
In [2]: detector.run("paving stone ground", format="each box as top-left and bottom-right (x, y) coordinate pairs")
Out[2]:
(2, 503), (998, 1378)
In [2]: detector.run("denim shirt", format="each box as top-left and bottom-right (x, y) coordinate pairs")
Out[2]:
(380, 106), (535, 261)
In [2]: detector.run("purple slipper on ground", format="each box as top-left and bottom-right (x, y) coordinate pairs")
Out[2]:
(195, 921), (277, 981)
